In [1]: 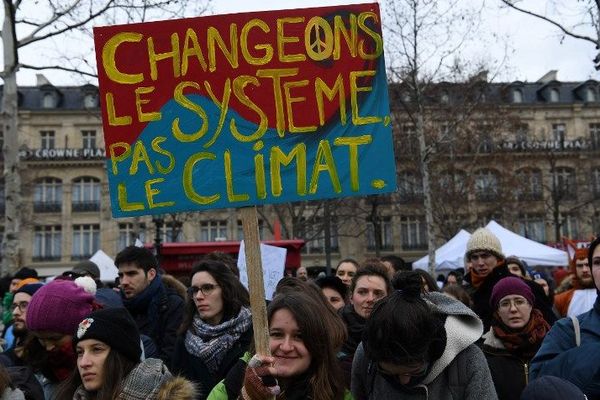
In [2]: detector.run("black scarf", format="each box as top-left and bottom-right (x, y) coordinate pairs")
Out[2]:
(339, 304), (366, 356)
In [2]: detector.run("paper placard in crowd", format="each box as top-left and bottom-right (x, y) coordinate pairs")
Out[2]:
(90, 250), (119, 282)
(237, 241), (287, 300)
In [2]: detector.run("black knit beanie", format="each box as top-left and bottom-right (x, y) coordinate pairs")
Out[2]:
(73, 307), (141, 363)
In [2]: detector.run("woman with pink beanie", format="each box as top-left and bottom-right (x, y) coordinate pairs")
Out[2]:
(22, 277), (100, 400)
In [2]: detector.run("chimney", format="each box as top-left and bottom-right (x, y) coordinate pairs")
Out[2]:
(36, 74), (51, 86)
(536, 70), (558, 83)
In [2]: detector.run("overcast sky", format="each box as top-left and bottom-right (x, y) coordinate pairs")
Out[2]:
(10, 0), (599, 86)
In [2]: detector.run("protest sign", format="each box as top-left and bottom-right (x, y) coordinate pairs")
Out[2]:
(238, 240), (288, 300)
(94, 3), (396, 217)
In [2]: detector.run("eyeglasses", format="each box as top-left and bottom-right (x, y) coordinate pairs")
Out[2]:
(377, 361), (429, 378)
(469, 252), (492, 262)
(187, 283), (219, 297)
(10, 301), (29, 313)
(498, 297), (529, 310)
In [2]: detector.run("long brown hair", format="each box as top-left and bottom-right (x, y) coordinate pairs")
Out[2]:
(55, 348), (137, 400)
(268, 292), (346, 400)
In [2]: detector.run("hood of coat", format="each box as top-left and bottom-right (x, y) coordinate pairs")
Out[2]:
(481, 329), (506, 350)
(422, 292), (483, 385)
(157, 376), (197, 400)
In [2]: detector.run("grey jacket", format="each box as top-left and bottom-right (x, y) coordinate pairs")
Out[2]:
(351, 292), (498, 400)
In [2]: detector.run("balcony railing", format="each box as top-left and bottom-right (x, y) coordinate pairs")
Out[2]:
(33, 202), (62, 213)
(71, 254), (94, 261)
(72, 201), (100, 212)
(32, 255), (61, 262)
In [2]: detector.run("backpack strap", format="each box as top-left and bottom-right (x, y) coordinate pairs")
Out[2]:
(570, 315), (581, 347)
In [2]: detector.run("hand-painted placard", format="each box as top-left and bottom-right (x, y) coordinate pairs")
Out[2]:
(237, 240), (287, 300)
(94, 3), (396, 217)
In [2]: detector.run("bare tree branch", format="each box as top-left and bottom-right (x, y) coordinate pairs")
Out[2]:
(20, 63), (97, 78)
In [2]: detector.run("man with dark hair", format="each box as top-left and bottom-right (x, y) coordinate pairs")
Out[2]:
(380, 255), (408, 277)
(115, 246), (183, 364)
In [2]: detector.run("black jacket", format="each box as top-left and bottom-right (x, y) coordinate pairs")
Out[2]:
(171, 326), (253, 400)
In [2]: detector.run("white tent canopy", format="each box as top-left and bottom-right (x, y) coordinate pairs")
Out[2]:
(412, 221), (569, 271)
(413, 229), (471, 271)
(485, 220), (568, 267)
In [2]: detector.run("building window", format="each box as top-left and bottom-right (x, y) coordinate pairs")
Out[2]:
(517, 214), (546, 243)
(398, 170), (423, 203)
(83, 94), (97, 108)
(72, 224), (100, 260)
(560, 214), (579, 239)
(475, 169), (499, 202)
(439, 170), (466, 195)
(81, 130), (96, 149)
(72, 177), (100, 212)
(33, 178), (62, 213)
(399, 124), (417, 154)
(590, 123), (600, 149)
(512, 89), (523, 103)
(367, 216), (393, 251)
(200, 220), (227, 242)
(552, 123), (566, 143)
(400, 216), (426, 250)
(236, 220), (264, 241)
(550, 88), (560, 102)
(118, 223), (146, 251)
(515, 123), (529, 142)
(42, 93), (55, 108)
(516, 168), (543, 201)
(40, 130), (55, 149)
(553, 167), (576, 200)
(440, 91), (449, 104)
(162, 221), (183, 243)
(587, 87), (597, 102)
(300, 218), (339, 254)
(33, 225), (61, 261)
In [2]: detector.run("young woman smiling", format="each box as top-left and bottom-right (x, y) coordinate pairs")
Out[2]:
(55, 307), (195, 400)
(208, 291), (351, 400)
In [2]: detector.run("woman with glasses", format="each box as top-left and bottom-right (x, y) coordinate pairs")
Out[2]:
(171, 260), (252, 400)
(352, 271), (497, 400)
(481, 276), (550, 400)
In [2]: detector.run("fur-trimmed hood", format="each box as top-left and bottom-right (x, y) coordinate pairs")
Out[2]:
(162, 274), (188, 300)
(422, 292), (484, 385)
(158, 376), (197, 400)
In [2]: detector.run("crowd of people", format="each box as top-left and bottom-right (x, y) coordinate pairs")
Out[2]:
(0, 228), (595, 399)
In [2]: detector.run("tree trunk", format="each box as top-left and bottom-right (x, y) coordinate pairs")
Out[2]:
(416, 112), (436, 276)
(1, 1), (22, 275)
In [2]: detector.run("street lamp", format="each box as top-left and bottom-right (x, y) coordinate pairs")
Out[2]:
(152, 216), (164, 261)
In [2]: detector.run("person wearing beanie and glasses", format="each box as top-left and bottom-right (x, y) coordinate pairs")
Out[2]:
(481, 277), (550, 400)
(464, 228), (556, 331)
(22, 278), (100, 400)
(529, 236), (600, 399)
(55, 307), (196, 400)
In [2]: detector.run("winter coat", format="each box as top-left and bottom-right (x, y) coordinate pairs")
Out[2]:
(481, 329), (532, 400)
(351, 292), (498, 400)
(171, 326), (253, 400)
(468, 264), (557, 331)
(530, 295), (600, 399)
(338, 304), (367, 388)
(73, 358), (196, 400)
(0, 388), (24, 400)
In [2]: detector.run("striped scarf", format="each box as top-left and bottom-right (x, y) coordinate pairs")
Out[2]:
(185, 306), (252, 375)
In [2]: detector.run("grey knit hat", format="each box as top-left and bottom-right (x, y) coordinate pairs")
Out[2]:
(466, 228), (504, 259)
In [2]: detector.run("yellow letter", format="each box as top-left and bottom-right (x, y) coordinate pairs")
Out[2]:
(145, 178), (175, 208)
(102, 32), (144, 84)
(334, 14), (357, 59)
(129, 141), (155, 175)
(358, 12), (383, 59)
(106, 92), (132, 126)
(350, 70), (381, 125)
(309, 140), (341, 194)
(207, 24), (239, 72)
(147, 33), (181, 81)
(183, 152), (220, 205)
(203, 79), (232, 148)
(181, 28), (208, 75)
(304, 17), (333, 61)
(277, 17), (306, 63)
(151, 137), (175, 174)
(240, 19), (273, 65)
(230, 76), (268, 142)
(135, 86), (161, 122)
(254, 148), (267, 199)
(118, 183), (144, 211)
(284, 80), (317, 133)
(109, 142), (131, 175)
(270, 143), (307, 196)
(172, 81), (209, 142)
(256, 68), (298, 137)
(315, 74), (346, 126)
(334, 135), (372, 191)
(224, 150), (250, 202)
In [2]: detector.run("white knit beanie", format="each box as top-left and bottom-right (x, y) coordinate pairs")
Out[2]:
(466, 228), (504, 259)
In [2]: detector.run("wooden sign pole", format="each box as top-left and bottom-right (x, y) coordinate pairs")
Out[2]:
(240, 206), (271, 358)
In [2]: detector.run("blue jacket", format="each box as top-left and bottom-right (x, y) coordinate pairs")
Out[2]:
(529, 295), (600, 397)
